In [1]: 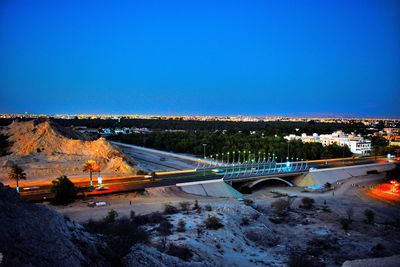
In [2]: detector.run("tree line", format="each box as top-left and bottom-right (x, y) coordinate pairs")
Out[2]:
(109, 131), (353, 161)
(0, 118), (374, 136)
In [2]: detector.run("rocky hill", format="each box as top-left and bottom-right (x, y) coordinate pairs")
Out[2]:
(0, 183), (110, 266)
(0, 120), (135, 180)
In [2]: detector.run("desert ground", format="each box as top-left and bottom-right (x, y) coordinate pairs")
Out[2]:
(53, 173), (400, 267)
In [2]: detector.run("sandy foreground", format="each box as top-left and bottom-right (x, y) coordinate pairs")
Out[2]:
(54, 173), (399, 223)
(43, 173), (400, 267)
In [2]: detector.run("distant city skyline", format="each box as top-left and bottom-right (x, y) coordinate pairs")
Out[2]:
(1, 0), (399, 117)
(1, 112), (399, 120)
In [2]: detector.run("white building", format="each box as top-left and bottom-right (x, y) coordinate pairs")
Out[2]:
(284, 131), (371, 155)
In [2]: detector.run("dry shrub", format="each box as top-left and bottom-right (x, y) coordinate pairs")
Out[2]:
(245, 230), (279, 247)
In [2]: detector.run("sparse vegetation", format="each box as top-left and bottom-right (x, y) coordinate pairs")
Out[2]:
(104, 209), (118, 223)
(179, 201), (191, 213)
(166, 243), (193, 261)
(364, 209), (375, 224)
(204, 215), (223, 230)
(245, 230), (279, 247)
(164, 204), (179, 214)
(271, 197), (293, 215)
(340, 217), (352, 230)
(300, 197), (315, 209)
(177, 219), (186, 232)
(288, 252), (319, 267)
(133, 211), (164, 225)
(306, 236), (338, 256)
(193, 199), (200, 210)
(50, 175), (76, 205)
(85, 215), (149, 264)
(158, 220), (173, 236)
(346, 207), (354, 221)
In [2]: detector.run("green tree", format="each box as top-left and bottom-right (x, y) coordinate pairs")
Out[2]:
(51, 175), (76, 205)
(7, 164), (26, 192)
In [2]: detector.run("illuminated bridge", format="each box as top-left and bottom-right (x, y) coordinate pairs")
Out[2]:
(195, 159), (310, 183)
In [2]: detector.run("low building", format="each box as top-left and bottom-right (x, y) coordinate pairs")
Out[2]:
(284, 131), (371, 155)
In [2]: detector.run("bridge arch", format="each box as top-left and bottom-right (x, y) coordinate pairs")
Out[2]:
(242, 177), (294, 189)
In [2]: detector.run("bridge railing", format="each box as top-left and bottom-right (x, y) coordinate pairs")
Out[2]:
(201, 160), (309, 180)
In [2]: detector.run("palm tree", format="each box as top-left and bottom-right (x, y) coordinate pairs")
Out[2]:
(83, 160), (100, 187)
(7, 164), (27, 192)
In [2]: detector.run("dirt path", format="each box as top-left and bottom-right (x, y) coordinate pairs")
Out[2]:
(54, 187), (237, 222)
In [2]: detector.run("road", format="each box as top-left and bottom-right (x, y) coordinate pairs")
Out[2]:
(14, 139), (397, 201)
(113, 142), (201, 171)
(19, 153), (397, 202)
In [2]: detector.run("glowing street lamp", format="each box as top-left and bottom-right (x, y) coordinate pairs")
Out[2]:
(202, 144), (207, 159)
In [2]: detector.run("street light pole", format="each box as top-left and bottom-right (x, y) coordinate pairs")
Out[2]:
(202, 144), (207, 159)
(202, 143), (207, 176)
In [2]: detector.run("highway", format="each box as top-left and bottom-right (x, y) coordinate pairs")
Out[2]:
(113, 141), (200, 171)
(18, 155), (397, 202)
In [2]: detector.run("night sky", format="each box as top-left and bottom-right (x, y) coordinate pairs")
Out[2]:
(0, 0), (399, 117)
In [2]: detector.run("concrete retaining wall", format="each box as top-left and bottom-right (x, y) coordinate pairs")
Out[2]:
(176, 179), (243, 199)
(294, 162), (396, 187)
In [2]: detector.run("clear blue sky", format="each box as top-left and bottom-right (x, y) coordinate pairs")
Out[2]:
(0, 0), (399, 117)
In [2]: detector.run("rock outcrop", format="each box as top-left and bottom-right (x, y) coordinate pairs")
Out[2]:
(0, 183), (110, 267)
(342, 255), (400, 267)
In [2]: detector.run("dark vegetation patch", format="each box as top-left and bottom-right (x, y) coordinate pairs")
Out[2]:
(245, 230), (279, 248)
(204, 215), (224, 230)
(288, 252), (324, 267)
(164, 204), (179, 214)
(0, 134), (12, 156)
(166, 244), (193, 261)
(84, 209), (165, 266)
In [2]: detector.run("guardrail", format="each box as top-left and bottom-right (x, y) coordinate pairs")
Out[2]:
(196, 160), (309, 180)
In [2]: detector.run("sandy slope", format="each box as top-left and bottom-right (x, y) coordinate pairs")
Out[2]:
(0, 120), (135, 181)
